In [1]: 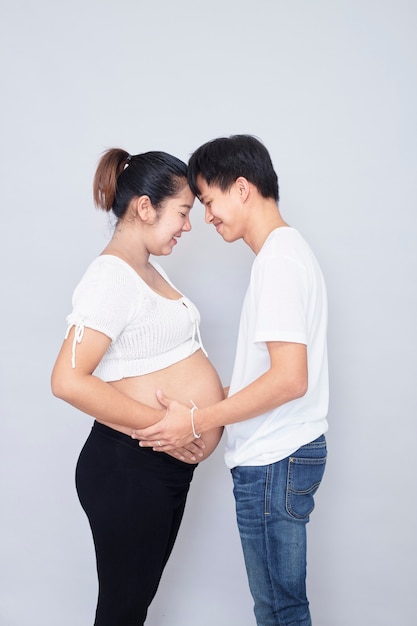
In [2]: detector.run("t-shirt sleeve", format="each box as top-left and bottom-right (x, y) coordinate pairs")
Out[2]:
(253, 254), (308, 345)
(66, 259), (138, 339)
(65, 258), (139, 367)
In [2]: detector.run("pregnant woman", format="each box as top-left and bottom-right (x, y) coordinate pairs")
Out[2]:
(51, 147), (224, 626)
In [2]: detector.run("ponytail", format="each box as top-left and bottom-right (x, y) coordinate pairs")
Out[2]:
(93, 148), (131, 212)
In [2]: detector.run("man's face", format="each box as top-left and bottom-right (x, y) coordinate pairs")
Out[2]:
(196, 175), (244, 243)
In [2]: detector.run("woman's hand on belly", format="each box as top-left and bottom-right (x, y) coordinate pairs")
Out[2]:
(165, 431), (223, 464)
(165, 439), (207, 464)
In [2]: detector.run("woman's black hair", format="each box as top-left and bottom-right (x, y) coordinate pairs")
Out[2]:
(187, 135), (279, 202)
(93, 148), (188, 218)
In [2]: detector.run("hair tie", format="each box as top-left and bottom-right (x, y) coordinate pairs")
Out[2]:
(123, 154), (132, 170)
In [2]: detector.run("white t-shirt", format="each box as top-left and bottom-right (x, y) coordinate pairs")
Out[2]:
(224, 227), (329, 469)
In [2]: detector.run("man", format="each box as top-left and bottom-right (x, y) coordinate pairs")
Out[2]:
(134, 135), (329, 626)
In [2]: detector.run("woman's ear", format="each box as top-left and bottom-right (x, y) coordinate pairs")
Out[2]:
(132, 195), (157, 223)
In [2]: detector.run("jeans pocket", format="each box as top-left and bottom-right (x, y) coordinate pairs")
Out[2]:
(286, 443), (327, 520)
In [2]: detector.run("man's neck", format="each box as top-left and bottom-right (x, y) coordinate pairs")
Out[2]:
(243, 200), (288, 254)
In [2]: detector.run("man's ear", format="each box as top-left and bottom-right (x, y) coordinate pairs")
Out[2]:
(235, 177), (251, 202)
(132, 195), (156, 222)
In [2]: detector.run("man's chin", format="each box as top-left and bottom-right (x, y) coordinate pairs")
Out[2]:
(219, 231), (238, 243)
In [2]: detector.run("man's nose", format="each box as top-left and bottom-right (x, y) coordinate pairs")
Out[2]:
(205, 207), (213, 224)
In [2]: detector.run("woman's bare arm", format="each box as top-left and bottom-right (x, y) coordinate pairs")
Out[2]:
(51, 326), (164, 429)
(51, 326), (223, 462)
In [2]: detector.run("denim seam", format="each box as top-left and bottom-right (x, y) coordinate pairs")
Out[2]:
(264, 464), (272, 516)
(301, 441), (326, 449)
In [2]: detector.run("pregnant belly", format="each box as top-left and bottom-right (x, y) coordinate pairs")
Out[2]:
(110, 349), (224, 407)
(105, 350), (225, 462)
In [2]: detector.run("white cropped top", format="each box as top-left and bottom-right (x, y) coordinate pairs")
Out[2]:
(65, 255), (206, 382)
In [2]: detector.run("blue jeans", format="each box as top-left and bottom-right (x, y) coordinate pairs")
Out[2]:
(231, 435), (327, 626)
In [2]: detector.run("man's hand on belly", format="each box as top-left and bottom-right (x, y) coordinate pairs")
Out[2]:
(131, 390), (204, 452)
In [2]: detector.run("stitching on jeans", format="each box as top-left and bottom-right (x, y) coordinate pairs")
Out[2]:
(264, 465), (272, 516)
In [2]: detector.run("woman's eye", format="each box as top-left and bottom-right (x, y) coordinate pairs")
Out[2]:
(180, 212), (186, 218)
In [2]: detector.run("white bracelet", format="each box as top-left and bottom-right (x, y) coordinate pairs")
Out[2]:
(190, 400), (201, 439)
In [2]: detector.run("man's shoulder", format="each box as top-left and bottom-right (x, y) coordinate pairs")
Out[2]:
(258, 227), (309, 260)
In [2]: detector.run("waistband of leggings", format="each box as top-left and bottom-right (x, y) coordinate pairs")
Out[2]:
(91, 420), (198, 470)
(92, 420), (140, 448)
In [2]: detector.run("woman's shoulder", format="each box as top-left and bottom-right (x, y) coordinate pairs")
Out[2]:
(78, 255), (143, 287)
(72, 255), (145, 307)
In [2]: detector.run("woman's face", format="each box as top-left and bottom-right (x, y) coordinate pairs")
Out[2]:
(148, 184), (195, 256)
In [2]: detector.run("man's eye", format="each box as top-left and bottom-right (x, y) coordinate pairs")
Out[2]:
(180, 212), (186, 217)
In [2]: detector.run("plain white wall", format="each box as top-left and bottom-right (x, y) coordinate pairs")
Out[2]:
(1, 1), (416, 624)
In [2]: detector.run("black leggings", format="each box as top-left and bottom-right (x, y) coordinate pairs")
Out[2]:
(75, 421), (196, 626)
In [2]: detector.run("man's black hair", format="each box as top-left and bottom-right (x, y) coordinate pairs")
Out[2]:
(188, 135), (279, 201)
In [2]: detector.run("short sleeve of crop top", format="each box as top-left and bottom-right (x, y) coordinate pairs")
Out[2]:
(65, 256), (140, 365)
(67, 256), (140, 337)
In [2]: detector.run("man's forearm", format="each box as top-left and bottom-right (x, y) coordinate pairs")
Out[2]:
(194, 369), (307, 435)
